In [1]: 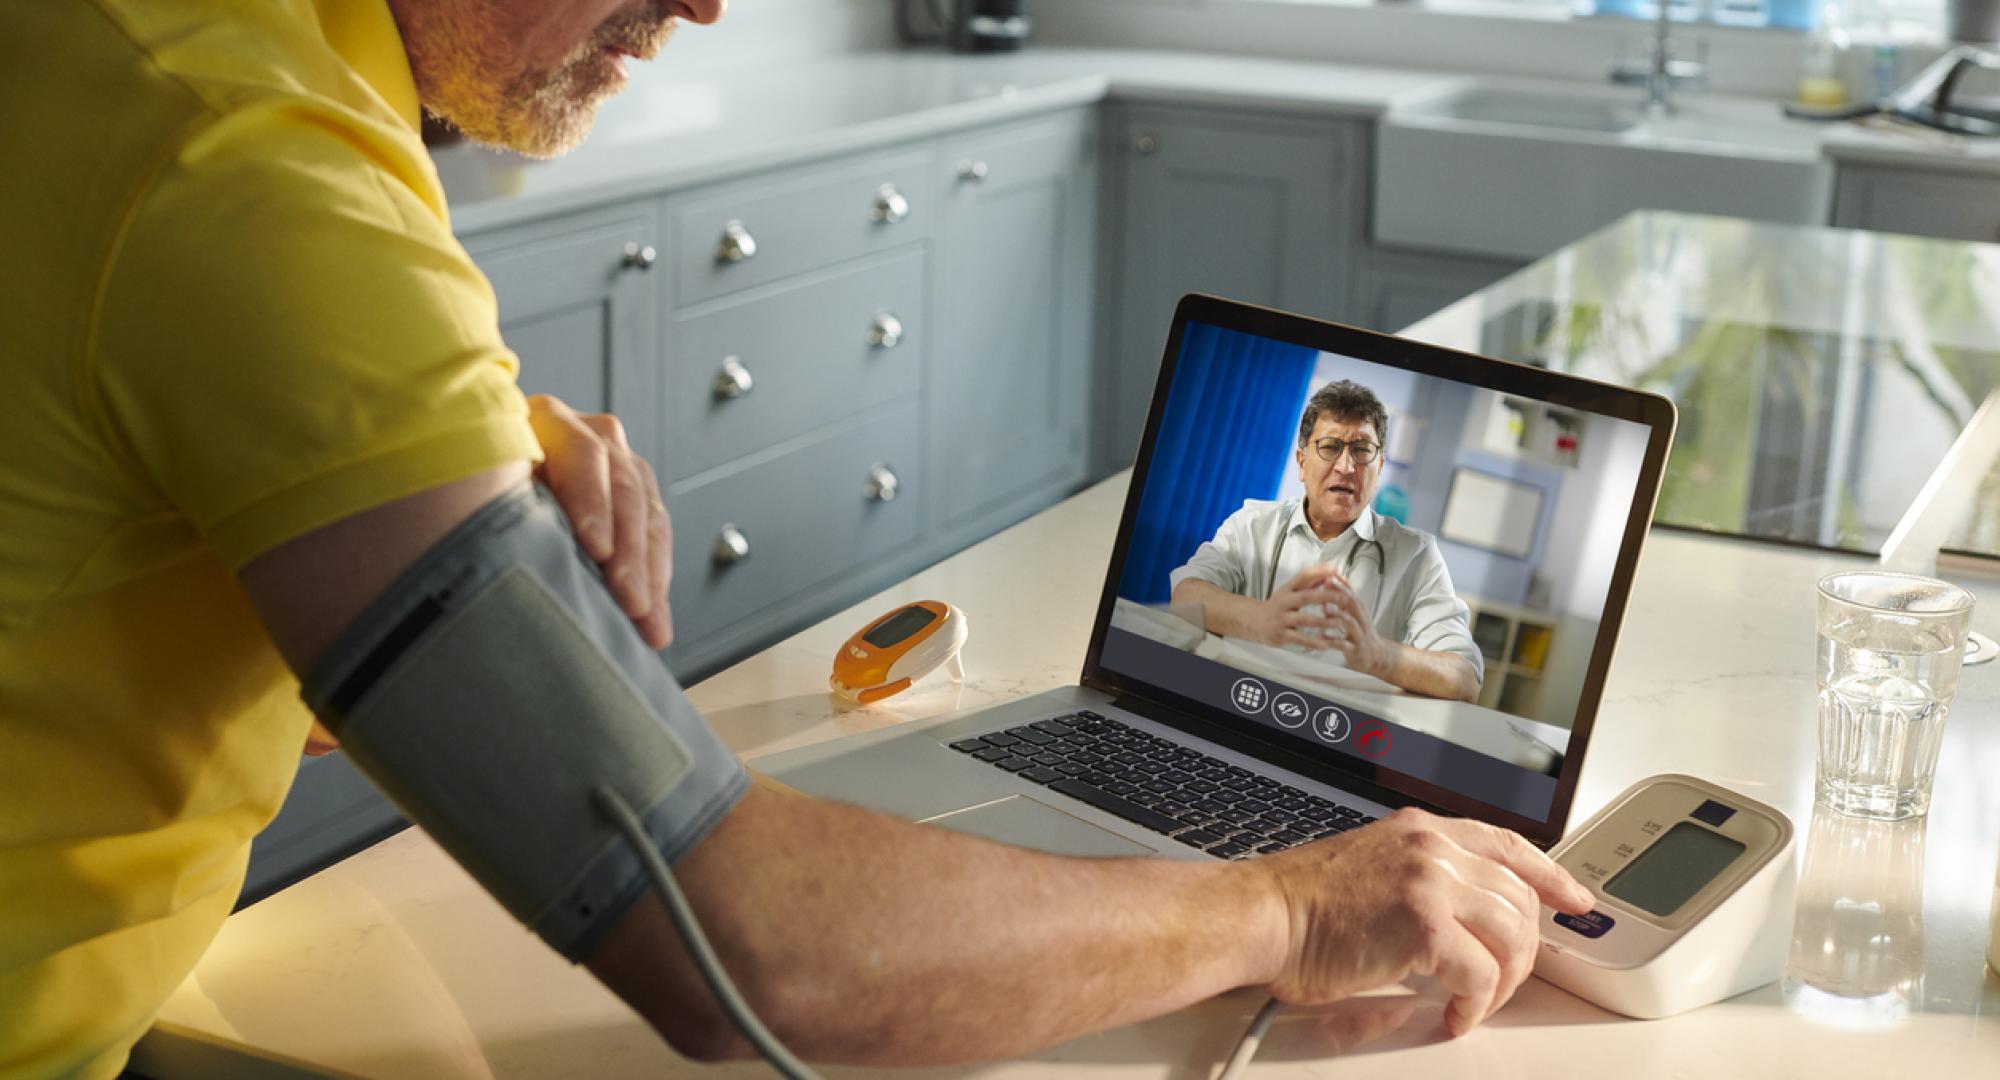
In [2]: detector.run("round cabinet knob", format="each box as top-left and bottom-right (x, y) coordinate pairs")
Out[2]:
(957, 159), (990, 184)
(712, 524), (751, 567)
(1132, 132), (1158, 156)
(867, 311), (904, 349)
(621, 241), (657, 270)
(863, 464), (900, 503)
(716, 220), (757, 264)
(871, 183), (910, 224)
(712, 356), (753, 401)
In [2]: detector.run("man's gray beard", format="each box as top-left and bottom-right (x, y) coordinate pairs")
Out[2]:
(437, 54), (610, 160)
(411, 3), (673, 160)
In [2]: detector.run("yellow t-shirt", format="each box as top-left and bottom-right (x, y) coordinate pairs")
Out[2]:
(0, 1), (541, 1074)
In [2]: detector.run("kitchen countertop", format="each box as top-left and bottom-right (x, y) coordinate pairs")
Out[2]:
(129, 212), (2000, 1078)
(435, 48), (1444, 232)
(434, 47), (2000, 236)
(129, 484), (2000, 1080)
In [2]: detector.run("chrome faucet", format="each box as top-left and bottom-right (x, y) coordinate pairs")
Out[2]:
(1608, 0), (1710, 116)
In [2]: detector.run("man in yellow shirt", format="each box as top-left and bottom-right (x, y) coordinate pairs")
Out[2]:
(0, 0), (1591, 1075)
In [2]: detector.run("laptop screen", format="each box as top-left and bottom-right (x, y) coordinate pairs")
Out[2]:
(1087, 299), (1673, 841)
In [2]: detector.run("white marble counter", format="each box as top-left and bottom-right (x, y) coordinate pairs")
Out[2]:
(131, 469), (2000, 1078)
(434, 47), (2000, 236)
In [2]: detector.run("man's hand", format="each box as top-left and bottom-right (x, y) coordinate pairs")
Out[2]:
(1315, 569), (1396, 678)
(1238, 565), (1351, 650)
(527, 394), (674, 650)
(1257, 807), (1595, 1038)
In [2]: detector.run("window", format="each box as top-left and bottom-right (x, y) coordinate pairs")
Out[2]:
(1582, 0), (1946, 37)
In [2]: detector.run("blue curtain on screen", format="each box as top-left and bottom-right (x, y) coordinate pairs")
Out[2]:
(1118, 322), (1318, 605)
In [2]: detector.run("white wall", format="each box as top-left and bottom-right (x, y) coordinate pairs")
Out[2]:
(665, 0), (896, 73)
(1535, 410), (1652, 617)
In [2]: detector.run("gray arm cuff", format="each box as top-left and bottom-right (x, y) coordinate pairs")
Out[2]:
(300, 483), (750, 962)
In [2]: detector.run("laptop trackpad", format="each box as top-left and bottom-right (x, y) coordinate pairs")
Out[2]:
(922, 796), (1155, 858)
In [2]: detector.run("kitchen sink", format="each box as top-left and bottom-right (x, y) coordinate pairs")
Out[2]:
(1375, 77), (1833, 262)
(1402, 86), (1642, 134)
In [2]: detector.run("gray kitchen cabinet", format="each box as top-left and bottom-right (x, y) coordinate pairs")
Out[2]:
(467, 203), (661, 427)
(673, 150), (932, 306)
(666, 399), (925, 661)
(932, 109), (1098, 549)
(1102, 106), (1364, 471)
(1357, 246), (1526, 334)
(1832, 164), (2000, 244)
(243, 203), (661, 907)
(662, 249), (927, 483)
(657, 145), (935, 679)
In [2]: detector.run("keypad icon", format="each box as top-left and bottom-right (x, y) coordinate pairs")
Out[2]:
(1229, 678), (1268, 715)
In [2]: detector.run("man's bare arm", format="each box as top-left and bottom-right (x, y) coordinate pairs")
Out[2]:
(1173, 575), (1473, 696)
(1379, 646), (1481, 703)
(598, 781), (1289, 1063)
(236, 470), (1288, 1062)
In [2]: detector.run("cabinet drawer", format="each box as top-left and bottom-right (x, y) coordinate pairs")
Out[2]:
(1838, 167), (2000, 244)
(674, 150), (933, 305)
(664, 250), (925, 481)
(665, 402), (921, 643)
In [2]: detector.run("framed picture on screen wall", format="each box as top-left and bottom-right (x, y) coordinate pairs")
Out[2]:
(1440, 467), (1544, 559)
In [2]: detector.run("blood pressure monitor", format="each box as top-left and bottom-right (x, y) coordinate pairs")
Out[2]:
(830, 600), (968, 704)
(1535, 774), (1796, 1019)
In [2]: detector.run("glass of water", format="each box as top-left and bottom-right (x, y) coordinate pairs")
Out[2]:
(1816, 571), (1975, 820)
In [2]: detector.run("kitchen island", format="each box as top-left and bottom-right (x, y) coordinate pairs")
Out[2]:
(132, 212), (2000, 1078)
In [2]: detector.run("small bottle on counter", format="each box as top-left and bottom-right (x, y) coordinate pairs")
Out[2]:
(1796, 0), (1852, 108)
(1870, 42), (1901, 102)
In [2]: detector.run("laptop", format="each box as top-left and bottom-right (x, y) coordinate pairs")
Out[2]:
(753, 294), (1676, 857)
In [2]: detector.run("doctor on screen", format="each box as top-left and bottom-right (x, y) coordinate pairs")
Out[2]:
(1171, 380), (1485, 702)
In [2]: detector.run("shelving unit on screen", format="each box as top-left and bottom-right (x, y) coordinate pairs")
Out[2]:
(1475, 393), (1582, 469)
(1465, 596), (1557, 715)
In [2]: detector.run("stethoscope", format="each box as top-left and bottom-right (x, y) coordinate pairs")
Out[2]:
(1264, 505), (1386, 616)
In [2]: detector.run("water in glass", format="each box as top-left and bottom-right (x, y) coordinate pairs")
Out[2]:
(1815, 572), (1973, 820)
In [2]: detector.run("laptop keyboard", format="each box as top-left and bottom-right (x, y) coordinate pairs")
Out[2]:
(948, 710), (1377, 860)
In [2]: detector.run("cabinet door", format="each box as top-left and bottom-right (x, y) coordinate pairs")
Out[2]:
(933, 110), (1098, 546)
(1358, 247), (1526, 335)
(468, 205), (660, 432)
(1832, 165), (2000, 244)
(1106, 108), (1360, 468)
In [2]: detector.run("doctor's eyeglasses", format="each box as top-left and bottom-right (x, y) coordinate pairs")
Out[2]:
(1310, 438), (1381, 465)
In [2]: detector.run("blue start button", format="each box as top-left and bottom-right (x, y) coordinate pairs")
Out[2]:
(1553, 909), (1616, 939)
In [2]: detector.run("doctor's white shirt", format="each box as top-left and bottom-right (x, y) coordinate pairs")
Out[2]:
(1169, 500), (1485, 683)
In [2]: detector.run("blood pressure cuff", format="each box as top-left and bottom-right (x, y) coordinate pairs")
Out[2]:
(299, 482), (749, 962)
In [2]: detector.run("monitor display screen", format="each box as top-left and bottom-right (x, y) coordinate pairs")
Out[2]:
(1097, 318), (1658, 825)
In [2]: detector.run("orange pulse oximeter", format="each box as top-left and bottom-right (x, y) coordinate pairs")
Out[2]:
(830, 600), (968, 704)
